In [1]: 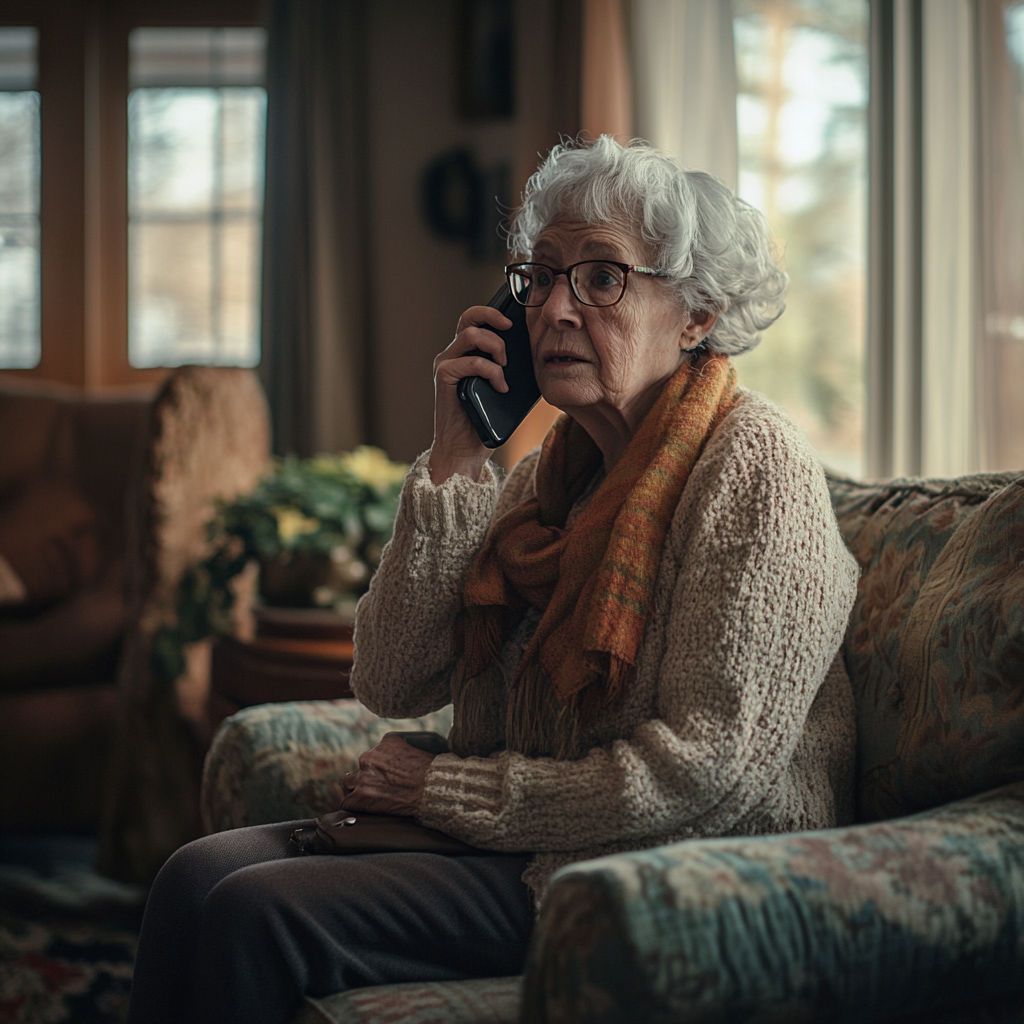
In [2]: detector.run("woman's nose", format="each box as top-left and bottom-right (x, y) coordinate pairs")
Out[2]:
(540, 274), (582, 330)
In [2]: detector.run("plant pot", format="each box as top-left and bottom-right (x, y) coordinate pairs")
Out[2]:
(258, 551), (333, 608)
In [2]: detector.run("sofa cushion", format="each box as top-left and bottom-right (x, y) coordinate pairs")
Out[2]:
(292, 977), (520, 1024)
(828, 473), (1024, 822)
(520, 782), (1024, 1024)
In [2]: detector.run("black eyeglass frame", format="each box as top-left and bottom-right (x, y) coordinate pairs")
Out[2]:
(504, 260), (669, 308)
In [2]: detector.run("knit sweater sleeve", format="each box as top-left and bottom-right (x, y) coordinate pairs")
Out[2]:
(417, 396), (860, 852)
(350, 450), (537, 718)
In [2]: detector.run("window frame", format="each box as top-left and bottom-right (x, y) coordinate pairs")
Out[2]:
(0, 0), (263, 392)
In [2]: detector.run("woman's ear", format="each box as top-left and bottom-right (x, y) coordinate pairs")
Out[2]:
(681, 310), (718, 349)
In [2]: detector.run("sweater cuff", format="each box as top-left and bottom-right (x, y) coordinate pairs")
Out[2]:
(418, 752), (507, 838)
(402, 450), (501, 539)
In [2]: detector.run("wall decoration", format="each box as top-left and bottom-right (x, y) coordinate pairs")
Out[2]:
(420, 147), (510, 262)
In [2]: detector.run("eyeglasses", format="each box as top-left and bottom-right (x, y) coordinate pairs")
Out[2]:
(504, 260), (669, 308)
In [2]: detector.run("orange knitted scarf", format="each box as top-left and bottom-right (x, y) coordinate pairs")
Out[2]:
(460, 352), (737, 732)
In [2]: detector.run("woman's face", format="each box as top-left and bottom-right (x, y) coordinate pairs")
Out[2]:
(525, 217), (698, 434)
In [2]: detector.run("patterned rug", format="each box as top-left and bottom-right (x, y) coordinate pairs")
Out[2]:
(0, 837), (145, 1024)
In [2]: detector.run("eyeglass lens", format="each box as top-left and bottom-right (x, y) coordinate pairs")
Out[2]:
(508, 262), (628, 307)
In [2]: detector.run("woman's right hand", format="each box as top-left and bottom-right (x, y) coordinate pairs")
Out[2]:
(429, 304), (512, 485)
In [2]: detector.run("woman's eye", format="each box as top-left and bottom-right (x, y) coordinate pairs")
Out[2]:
(590, 266), (620, 289)
(534, 269), (554, 288)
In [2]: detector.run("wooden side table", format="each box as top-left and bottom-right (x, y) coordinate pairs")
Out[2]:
(208, 607), (355, 732)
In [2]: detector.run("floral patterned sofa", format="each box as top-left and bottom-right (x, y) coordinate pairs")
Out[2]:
(200, 470), (1024, 1024)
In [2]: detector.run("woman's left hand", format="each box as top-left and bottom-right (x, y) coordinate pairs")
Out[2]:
(338, 735), (436, 817)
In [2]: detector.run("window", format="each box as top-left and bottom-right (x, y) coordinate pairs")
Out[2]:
(733, 0), (869, 477)
(128, 27), (266, 368)
(1011, 1), (1024, 65)
(0, 26), (39, 369)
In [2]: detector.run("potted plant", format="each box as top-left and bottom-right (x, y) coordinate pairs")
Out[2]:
(151, 446), (408, 687)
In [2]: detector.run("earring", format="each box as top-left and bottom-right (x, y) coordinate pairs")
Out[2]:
(682, 338), (709, 364)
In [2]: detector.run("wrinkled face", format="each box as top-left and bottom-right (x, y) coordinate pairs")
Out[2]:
(525, 217), (690, 426)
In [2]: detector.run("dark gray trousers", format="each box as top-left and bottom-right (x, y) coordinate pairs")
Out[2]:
(126, 820), (534, 1024)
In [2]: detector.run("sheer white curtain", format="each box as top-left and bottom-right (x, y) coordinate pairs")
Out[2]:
(978, 0), (1024, 471)
(869, 0), (1024, 478)
(631, 0), (738, 188)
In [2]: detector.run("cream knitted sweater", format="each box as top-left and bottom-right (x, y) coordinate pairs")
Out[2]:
(351, 389), (860, 900)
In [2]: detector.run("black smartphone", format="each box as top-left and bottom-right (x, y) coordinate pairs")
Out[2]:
(457, 283), (541, 449)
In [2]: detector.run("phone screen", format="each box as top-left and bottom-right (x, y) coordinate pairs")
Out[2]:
(456, 284), (541, 449)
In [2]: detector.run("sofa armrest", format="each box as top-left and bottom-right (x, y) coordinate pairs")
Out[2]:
(521, 782), (1024, 1024)
(200, 699), (454, 832)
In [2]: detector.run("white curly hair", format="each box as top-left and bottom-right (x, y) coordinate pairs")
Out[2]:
(508, 135), (787, 356)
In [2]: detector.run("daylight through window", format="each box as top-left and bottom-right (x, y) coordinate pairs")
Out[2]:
(733, 0), (868, 477)
(128, 27), (266, 368)
(0, 27), (40, 370)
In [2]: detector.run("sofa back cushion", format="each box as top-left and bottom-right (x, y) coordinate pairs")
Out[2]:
(829, 473), (1024, 822)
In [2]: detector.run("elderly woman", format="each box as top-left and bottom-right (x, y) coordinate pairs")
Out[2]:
(127, 137), (858, 1024)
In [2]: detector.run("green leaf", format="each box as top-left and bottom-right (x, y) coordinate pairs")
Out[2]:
(151, 627), (187, 688)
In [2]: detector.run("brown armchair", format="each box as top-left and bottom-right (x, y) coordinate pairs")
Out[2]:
(0, 367), (269, 886)
(0, 380), (151, 833)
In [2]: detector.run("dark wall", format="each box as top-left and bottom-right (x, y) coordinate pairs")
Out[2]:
(366, 0), (516, 463)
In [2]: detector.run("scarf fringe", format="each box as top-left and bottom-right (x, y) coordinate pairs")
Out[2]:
(585, 651), (635, 704)
(447, 658), (505, 759)
(506, 660), (593, 760)
(507, 661), (560, 757)
(462, 605), (516, 676)
(450, 640), (636, 760)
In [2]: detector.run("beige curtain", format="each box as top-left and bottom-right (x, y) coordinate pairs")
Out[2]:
(580, 0), (634, 140)
(917, 0), (979, 477)
(631, 0), (739, 187)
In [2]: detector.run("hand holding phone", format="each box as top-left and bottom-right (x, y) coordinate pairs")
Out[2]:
(456, 284), (541, 449)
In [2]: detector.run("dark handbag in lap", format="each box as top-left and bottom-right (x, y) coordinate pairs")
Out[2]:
(289, 731), (492, 857)
(289, 809), (487, 856)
